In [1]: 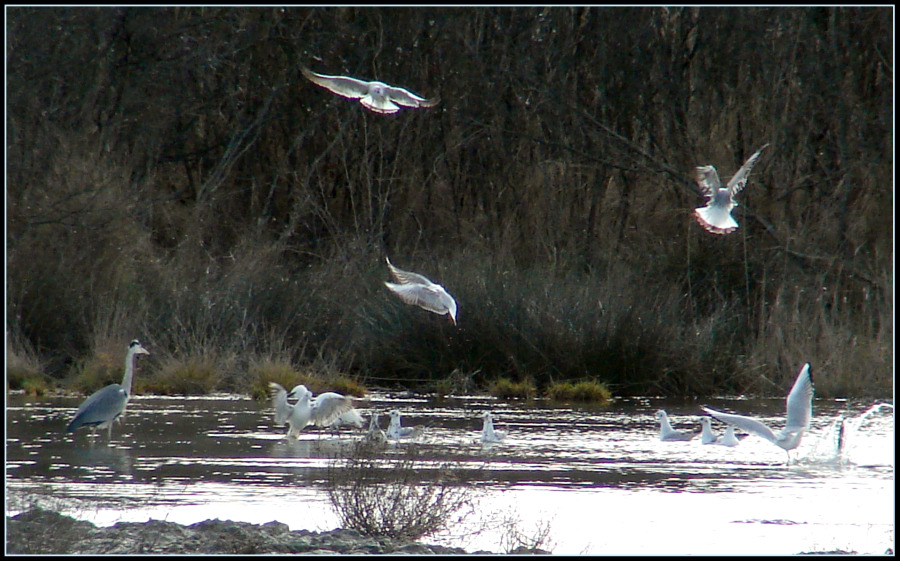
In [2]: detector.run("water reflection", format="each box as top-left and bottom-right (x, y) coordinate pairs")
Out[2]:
(5, 392), (893, 555)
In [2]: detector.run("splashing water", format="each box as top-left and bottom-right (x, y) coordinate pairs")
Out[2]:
(837, 402), (894, 465)
(800, 402), (894, 467)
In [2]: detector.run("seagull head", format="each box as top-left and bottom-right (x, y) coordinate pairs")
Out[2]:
(288, 385), (310, 400)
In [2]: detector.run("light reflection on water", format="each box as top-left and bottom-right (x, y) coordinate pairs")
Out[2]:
(6, 392), (894, 555)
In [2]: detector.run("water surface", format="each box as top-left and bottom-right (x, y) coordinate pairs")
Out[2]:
(6, 392), (894, 554)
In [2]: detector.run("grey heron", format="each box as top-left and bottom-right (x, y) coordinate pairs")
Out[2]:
(301, 66), (439, 115)
(384, 257), (457, 324)
(66, 339), (150, 440)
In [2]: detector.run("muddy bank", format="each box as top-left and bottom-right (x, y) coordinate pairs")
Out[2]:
(6, 508), (550, 555)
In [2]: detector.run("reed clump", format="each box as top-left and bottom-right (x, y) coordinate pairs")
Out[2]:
(140, 354), (222, 396)
(489, 378), (536, 400)
(69, 348), (130, 396)
(6, 331), (50, 394)
(547, 380), (612, 404)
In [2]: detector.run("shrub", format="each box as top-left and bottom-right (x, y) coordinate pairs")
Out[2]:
(325, 439), (479, 541)
(69, 348), (129, 395)
(547, 380), (612, 403)
(488, 377), (536, 400)
(247, 358), (304, 401)
(140, 353), (221, 396)
(6, 330), (49, 394)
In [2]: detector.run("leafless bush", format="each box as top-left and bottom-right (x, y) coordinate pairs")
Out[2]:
(496, 511), (555, 554)
(324, 439), (481, 541)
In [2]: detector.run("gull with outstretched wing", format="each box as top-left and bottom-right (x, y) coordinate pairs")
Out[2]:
(693, 143), (769, 234)
(302, 66), (439, 115)
(702, 362), (814, 461)
(384, 257), (457, 324)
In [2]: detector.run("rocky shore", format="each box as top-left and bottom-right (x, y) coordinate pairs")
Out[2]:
(7, 508), (549, 555)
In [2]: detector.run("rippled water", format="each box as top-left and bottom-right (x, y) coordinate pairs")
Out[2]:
(6, 391), (894, 554)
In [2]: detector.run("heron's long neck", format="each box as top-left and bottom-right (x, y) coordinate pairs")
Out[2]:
(121, 349), (138, 397)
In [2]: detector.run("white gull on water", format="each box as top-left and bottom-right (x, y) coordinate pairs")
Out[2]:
(656, 410), (698, 442)
(387, 409), (423, 440)
(480, 411), (506, 444)
(700, 417), (745, 446)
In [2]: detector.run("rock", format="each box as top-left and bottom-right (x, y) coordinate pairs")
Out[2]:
(6, 508), (497, 555)
(394, 543), (436, 554)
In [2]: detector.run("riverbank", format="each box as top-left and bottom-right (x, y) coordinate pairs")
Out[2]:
(6, 507), (550, 555)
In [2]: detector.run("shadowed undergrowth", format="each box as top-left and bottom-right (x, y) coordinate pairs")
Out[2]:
(6, 7), (891, 399)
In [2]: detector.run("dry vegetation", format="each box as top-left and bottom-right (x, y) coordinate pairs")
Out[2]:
(6, 7), (892, 398)
(325, 440), (480, 541)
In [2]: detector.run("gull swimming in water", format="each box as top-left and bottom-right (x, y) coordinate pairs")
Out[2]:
(364, 412), (388, 444)
(301, 66), (439, 115)
(702, 362), (814, 461)
(480, 411), (507, 444)
(700, 417), (744, 446)
(387, 409), (423, 440)
(268, 383), (357, 438)
(656, 410), (698, 441)
(693, 143), (770, 235)
(384, 257), (457, 324)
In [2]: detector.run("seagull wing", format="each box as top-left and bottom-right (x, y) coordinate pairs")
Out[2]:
(383, 84), (439, 108)
(302, 67), (371, 99)
(693, 165), (722, 201)
(310, 392), (355, 427)
(268, 382), (292, 426)
(727, 143), (769, 196)
(702, 406), (778, 444)
(783, 363), (814, 433)
(385, 257), (435, 286)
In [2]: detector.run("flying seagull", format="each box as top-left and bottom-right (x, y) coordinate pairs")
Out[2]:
(702, 362), (814, 461)
(384, 257), (457, 324)
(301, 66), (439, 115)
(693, 143), (770, 235)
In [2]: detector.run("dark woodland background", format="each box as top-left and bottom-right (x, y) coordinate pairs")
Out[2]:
(6, 7), (893, 397)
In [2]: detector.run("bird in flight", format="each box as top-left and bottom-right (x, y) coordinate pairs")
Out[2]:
(384, 257), (457, 324)
(693, 143), (770, 234)
(301, 66), (439, 115)
(702, 362), (814, 462)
